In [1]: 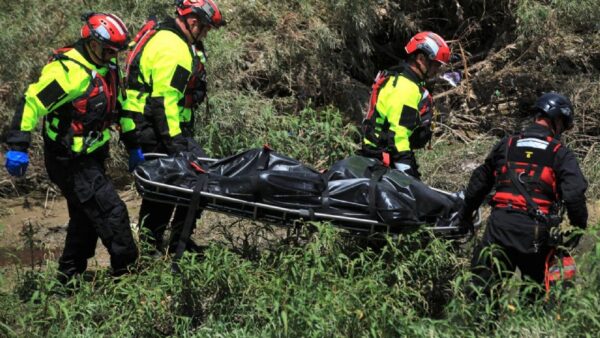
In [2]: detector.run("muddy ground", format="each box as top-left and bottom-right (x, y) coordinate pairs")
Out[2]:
(0, 185), (291, 269)
(0, 188), (139, 268)
(2, 186), (599, 271)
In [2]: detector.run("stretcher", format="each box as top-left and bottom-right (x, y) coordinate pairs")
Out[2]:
(134, 153), (481, 239)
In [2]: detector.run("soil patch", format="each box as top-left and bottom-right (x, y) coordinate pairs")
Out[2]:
(0, 189), (141, 268)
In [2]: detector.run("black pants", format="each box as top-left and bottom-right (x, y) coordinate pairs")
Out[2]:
(138, 199), (200, 253)
(470, 212), (551, 301)
(45, 148), (138, 282)
(393, 152), (421, 180)
(138, 138), (205, 254)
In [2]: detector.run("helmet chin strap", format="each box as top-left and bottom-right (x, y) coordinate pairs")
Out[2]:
(182, 15), (202, 45)
(415, 57), (429, 81)
(100, 48), (113, 62)
(543, 117), (562, 137)
(86, 40), (105, 65)
(553, 120), (564, 136)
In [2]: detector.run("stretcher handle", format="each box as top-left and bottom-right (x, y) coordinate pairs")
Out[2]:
(143, 152), (217, 163)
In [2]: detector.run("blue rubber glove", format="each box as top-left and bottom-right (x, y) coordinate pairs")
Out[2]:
(5, 150), (29, 177)
(128, 148), (145, 172)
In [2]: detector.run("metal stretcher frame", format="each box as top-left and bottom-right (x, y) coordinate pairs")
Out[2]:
(134, 154), (481, 238)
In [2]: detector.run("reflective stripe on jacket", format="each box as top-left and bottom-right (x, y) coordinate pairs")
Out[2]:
(122, 18), (207, 152)
(362, 66), (432, 156)
(6, 43), (127, 155)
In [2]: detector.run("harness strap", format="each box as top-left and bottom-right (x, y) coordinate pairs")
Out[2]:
(321, 174), (330, 210)
(507, 161), (545, 221)
(257, 145), (271, 170)
(368, 165), (388, 219)
(172, 175), (208, 273)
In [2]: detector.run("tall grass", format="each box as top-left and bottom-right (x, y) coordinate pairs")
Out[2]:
(1, 224), (598, 336)
(1, 1), (599, 336)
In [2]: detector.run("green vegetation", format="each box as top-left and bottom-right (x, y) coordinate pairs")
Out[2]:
(516, 0), (600, 35)
(198, 93), (360, 168)
(1, 225), (599, 336)
(1, 0), (600, 336)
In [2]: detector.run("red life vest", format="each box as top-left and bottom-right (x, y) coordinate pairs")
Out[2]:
(492, 133), (562, 214)
(125, 17), (206, 109)
(362, 69), (397, 149)
(49, 47), (118, 139)
(124, 17), (159, 93)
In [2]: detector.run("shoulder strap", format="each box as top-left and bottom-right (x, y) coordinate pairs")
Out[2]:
(52, 49), (96, 77)
(125, 17), (160, 91)
(368, 164), (388, 219)
(507, 164), (543, 217)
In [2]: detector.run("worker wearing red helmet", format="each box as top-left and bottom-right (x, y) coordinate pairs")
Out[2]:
(3, 13), (140, 283)
(122, 0), (225, 255)
(362, 32), (450, 179)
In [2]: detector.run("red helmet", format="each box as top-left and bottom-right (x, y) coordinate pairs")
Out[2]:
(81, 12), (130, 51)
(405, 32), (450, 64)
(175, 0), (225, 28)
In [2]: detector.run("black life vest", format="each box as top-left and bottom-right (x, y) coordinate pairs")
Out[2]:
(491, 132), (561, 214)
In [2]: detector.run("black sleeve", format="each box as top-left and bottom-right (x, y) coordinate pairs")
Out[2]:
(146, 96), (187, 155)
(120, 129), (140, 150)
(463, 138), (505, 214)
(4, 99), (32, 152)
(555, 147), (588, 229)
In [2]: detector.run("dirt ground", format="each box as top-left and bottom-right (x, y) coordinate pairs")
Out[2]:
(1, 188), (598, 269)
(0, 188), (141, 268)
(0, 186), (289, 269)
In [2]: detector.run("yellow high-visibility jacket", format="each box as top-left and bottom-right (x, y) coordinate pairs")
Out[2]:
(6, 41), (137, 155)
(122, 18), (207, 154)
(363, 66), (433, 157)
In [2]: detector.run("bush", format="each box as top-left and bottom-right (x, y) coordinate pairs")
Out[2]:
(197, 90), (360, 168)
(516, 0), (600, 35)
(1, 226), (598, 336)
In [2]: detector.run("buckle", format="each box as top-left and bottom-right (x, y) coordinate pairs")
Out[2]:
(84, 131), (103, 149)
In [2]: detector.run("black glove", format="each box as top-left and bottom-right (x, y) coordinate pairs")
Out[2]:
(456, 207), (475, 235)
(409, 125), (432, 149)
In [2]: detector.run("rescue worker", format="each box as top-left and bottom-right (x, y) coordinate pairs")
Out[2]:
(122, 0), (225, 254)
(3, 13), (142, 283)
(361, 32), (450, 179)
(459, 92), (588, 300)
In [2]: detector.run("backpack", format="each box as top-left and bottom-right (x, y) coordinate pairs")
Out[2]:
(124, 16), (160, 92)
(360, 69), (403, 166)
